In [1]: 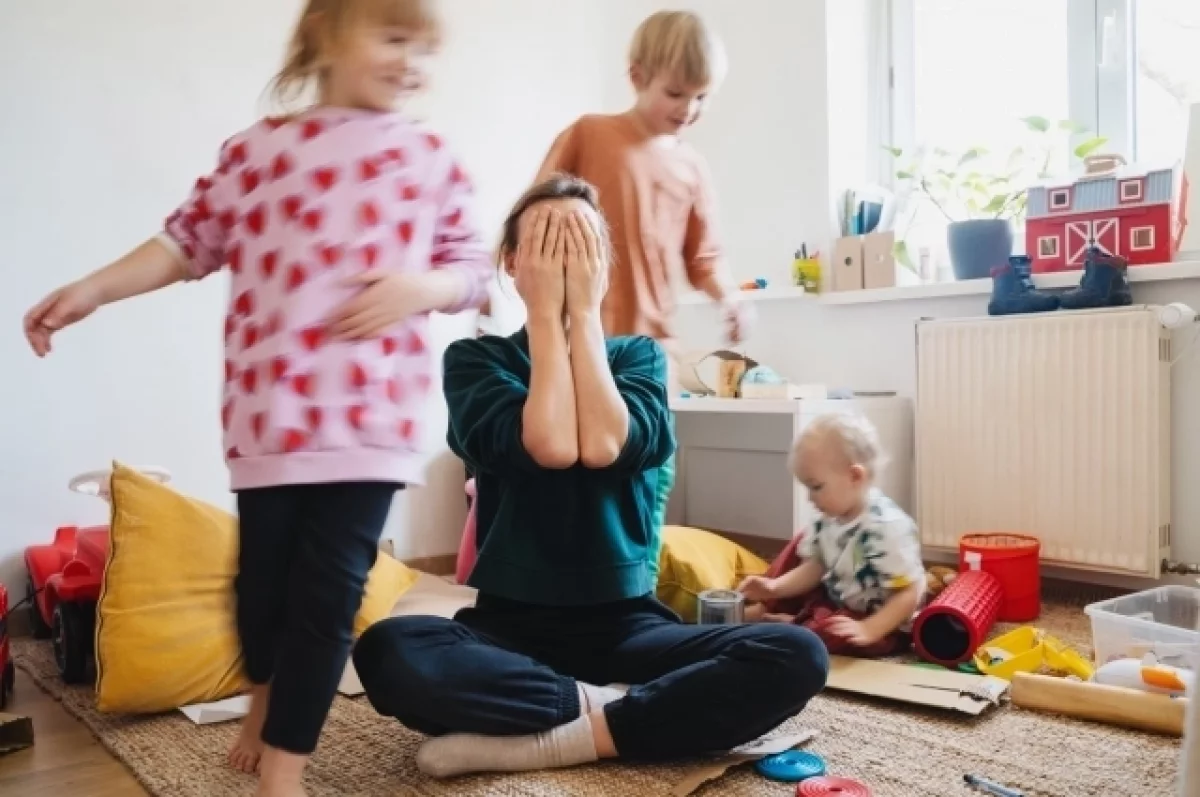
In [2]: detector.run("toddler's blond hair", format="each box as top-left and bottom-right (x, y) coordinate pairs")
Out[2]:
(628, 10), (727, 89)
(271, 0), (441, 108)
(791, 412), (887, 479)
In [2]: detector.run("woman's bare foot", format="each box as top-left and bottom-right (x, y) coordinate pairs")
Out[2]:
(256, 744), (309, 796)
(229, 684), (270, 774)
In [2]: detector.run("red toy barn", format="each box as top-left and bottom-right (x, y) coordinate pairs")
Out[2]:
(1025, 163), (1183, 273)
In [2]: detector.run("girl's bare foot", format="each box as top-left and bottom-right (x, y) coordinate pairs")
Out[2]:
(229, 684), (270, 774)
(256, 745), (309, 797)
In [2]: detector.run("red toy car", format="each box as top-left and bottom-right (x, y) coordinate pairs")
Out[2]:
(25, 524), (110, 684)
(0, 583), (15, 709)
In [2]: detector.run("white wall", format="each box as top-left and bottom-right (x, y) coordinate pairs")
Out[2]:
(0, 0), (615, 597)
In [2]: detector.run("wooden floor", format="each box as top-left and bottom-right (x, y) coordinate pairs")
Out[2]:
(0, 670), (147, 796)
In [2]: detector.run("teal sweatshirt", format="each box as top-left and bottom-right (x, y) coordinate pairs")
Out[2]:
(443, 328), (676, 606)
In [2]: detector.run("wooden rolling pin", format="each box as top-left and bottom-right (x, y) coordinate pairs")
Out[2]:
(1011, 672), (1186, 736)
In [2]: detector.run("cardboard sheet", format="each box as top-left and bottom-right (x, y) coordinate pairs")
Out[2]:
(0, 713), (34, 756)
(826, 656), (1009, 715)
(669, 730), (818, 796)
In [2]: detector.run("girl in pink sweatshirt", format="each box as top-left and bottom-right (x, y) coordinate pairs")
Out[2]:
(22, 2), (490, 795)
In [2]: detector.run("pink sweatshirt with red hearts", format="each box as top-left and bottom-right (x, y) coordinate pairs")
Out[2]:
(161, 106), (491, 491)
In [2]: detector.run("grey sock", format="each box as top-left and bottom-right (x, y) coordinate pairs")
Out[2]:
(415, 716), (600, 778)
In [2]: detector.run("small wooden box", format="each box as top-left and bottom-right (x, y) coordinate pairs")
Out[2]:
(830, 236), (864, 291)
(863, 231), (897, 289)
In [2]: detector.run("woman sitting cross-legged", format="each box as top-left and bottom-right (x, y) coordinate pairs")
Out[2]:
(352, 174), (829, 778)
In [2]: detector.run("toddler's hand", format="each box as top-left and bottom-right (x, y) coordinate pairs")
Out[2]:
(737, 575), (777, 603)
(722, 298), (754, 345)
(824, 616), (881, 647)
(328, 270), (432, 340)
(24, 279), (102, 357)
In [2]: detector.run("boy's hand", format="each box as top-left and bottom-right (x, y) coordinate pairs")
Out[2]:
(737, 575), (778, 603)
(24, 279), (102, 357)
(825, 616), (882, 647)
(564, 209), (606, 316)
(721, 297), (754, 344)
(329, 270), (434, 340)
(514, 206), (566, 320)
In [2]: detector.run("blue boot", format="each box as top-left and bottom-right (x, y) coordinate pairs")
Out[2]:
(988, 256), (1060, 316)
(1059, 249), (1133, 310)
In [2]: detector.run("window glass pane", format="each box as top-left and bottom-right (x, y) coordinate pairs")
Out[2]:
(1134, 0), (1200, 164)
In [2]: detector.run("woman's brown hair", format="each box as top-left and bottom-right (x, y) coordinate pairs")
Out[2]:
(497, 173), (612, 266)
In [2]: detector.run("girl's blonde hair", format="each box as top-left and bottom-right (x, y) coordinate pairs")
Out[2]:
(496, 173), (613, 267)
(792, 412), (888, 479)
(628, 10), (727, 89)
(271, 0), (441, 108)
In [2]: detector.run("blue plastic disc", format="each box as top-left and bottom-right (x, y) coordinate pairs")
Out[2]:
(755, 750), (827, 782)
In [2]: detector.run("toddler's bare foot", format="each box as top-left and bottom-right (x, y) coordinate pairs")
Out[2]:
(229, 684), (270, 774)
(257, 744), (310, 797)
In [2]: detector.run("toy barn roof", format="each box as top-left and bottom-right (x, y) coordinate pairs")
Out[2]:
(1030, 161), (1177, 191)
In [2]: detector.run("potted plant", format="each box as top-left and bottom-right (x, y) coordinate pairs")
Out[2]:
(887, 117), (1107, 281)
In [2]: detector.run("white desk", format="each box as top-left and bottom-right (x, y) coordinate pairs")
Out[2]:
(666, 397), (914, 540)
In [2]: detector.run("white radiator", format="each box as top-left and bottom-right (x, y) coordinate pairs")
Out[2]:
(915, 307), (1171, 578)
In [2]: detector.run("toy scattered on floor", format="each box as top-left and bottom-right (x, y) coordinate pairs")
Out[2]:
(925, 566), (957, 597)
(1011, 671), (1187, 736)
(24, 467), (171, 683)
(1091, 654), (1193, 697)
(959, 533), (1041, 622)
(697, 589), (744, 624)
(0, 583), (14, 710)
(739, 277), (769, 291)
(912, 569), (1002, 667)
(755, 749), (826, 782)
(971, 626), (1094, 681)
(964, 773), (1025, 797)
(797, 776), (872, 796)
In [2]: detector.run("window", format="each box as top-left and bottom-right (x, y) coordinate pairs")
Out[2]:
(1049, 188), (1073, 212)
(1131, 226), (1156, 251)
(1119, 178), (1144, 203)
(1039, 236), (1061, 258)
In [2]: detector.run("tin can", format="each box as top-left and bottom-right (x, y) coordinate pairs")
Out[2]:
(697, 589), (745, 624)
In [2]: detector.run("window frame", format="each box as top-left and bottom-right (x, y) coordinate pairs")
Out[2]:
(1038, 235), (1062, 258)
(1130, 225), (1156, 251)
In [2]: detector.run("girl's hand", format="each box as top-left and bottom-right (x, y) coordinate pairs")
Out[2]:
(564, 209), (606, 316)
(24, 279), (102, 357)
(737, 575), (778, 603)
(328, 270), (432, 340)
(513, 206), (566, 321)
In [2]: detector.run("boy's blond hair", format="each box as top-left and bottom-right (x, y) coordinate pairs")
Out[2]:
(628, 10), (728, 89)
(791, 412), (887, 479)
(271, 0), (441, 107)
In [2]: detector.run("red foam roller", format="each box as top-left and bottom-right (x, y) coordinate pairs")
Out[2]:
(912, 569), (1002, 666)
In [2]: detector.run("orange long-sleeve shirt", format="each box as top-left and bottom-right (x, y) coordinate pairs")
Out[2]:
(537, 113), (723, 349)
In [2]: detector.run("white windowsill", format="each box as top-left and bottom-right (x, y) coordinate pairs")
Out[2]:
(678, 259), (1200, 307)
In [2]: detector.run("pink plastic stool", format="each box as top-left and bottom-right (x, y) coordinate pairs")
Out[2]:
(455, 478), (478, 584)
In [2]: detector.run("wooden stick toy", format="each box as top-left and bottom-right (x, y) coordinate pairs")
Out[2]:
(1010, 672), (1186, 736)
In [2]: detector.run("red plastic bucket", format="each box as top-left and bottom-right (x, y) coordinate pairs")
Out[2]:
(959, 533), (1041, 622)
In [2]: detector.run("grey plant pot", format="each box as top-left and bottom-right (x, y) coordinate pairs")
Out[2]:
(946, 219), (1014, 281)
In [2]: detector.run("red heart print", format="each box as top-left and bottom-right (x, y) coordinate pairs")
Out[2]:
(251, 412), (266, 440)
(305, 406), (323, 432)
(317, 244), (344, 268)
(360, 243), (380, 269)
(301, 207), (323, 233)
(398, 419), (415, 440)
(221, 400), (233, 431)
(224, 359), (235, 382)
(359, 200), (381, 228)
(299, 326), (324, 351)
(233, 290), (255, 316)
(240, 167), (261, 196)
(348, 362), (369, 389)
(286, 264), (308, 292)
(264, 117), (286, 131)
(227, 141), (248, 166)
(291, 372), (314, 397)
(219, 209), (237, 231)
(450, 164), (467, 184)
(281, 195), (303, 221)
(359, 158), (382, 182)
(196, 176), (214, 193)
(245, 203), (267, 236)
(224, 315), (236, 341)
(413, 373), (432, 393)
(387, 378), (404, 403)
(397, 220), (413, 244)
(300, 119), (324, 141)
(347, 404), (368, 431)
(384, 147), (407, 164)
(242, 323), (259, 351)
(282, 429), (308, 453)
(271, 152), (294, 180)
(399, 183), (420, 202)
(240, 365), (258, 394)
(381, 337), (398, 355)
(226, 446), (242, 460)
(425, 133), (442, 150)
(227, 243), (243, 274)
(446, 208), (463, 227)
(404, 329), (426, 354)
(192, 197), (212, 221)
(310, 166), (339, 193)
(263, 312), (282, 338)
(260, 250), (280, 279)
(271, 357), (289, 384)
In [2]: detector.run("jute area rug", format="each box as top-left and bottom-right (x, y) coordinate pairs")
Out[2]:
(13, 597), (1180, 796)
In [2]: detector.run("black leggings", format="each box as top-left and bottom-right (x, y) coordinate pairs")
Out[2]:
(353, 594), (828, 760)
(236, 481), (398, 754)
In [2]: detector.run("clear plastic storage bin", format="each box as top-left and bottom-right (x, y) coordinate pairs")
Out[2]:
(1085, 586), (1200, 669)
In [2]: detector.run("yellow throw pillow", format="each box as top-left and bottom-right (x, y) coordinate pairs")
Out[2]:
(656, 525), (770, 623)
(95, 463), (417, 714)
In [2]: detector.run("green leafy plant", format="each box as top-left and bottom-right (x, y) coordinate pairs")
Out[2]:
(886, 117), (1107, 271)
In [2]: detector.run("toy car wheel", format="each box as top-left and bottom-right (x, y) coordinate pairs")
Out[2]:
(0, 661), (13, 710)
(27, 576), (51, 640)
(52, 602), (93, 685)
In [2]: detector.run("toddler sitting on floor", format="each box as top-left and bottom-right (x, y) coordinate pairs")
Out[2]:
(739, 412), (925, 657)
